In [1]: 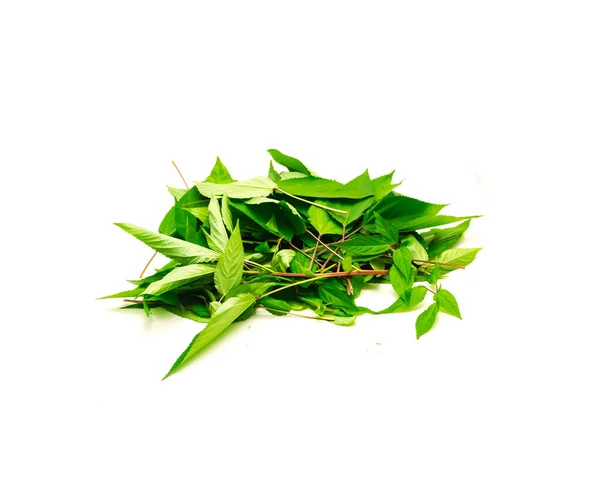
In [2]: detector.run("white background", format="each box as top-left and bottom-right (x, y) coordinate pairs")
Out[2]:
(1, 1), (599, 478)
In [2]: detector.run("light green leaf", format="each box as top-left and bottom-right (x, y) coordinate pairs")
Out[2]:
(435, 248), (481, 270)
(271, 249), (296, 272)
(221, 194), (234, 233)
(334, 316), (356, 326)
(183, 206), (209, 223)
(214, 224), (245, 297)
(277, 176), (373, 199)
(336, 236), (390, 256)
(115, 223), (220, 264)
(279, 171), (308, 180)
(196, 176), (276, 199)
(401, 235), (428, 261)
(144, 264), (216, 296)
(163, 293), (256, 379)
(205, 157), (234, 184)
(434, 289), (462, 319)
(208, 196), (228, 252)
(344, 170), (374, 197)
(158, 206), (177, 236)
(268, 149), (313, 175)
(416, 303), (439, 339)
(167, 185), (188, 201)
(268, 160), (281, 182)
(341, 255), (353, 272)
(307, 205), (344, 235)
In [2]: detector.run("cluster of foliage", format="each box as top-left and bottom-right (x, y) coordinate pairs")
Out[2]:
(103, 150), (480, 378)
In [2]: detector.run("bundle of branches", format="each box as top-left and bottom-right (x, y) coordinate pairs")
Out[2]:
(103, 149), (481, 378)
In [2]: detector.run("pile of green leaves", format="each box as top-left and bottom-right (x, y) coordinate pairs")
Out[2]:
(103, 150), (480, 378)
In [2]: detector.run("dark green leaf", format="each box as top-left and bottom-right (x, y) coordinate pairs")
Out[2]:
(98, 287), (146, 299)
(259, 296), (292, 316)
(374, 212), (398, 244)
(375, 286), (428, 314)
(365, 195), (446, 225)
(423, 220), (471, 256)
(394, 215), (479, 232)
(315, 196), (375, 225)
(337, 236), (390, 256)
(416, 303), (439, 339)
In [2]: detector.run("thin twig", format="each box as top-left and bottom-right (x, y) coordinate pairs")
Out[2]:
(171, 160), (190, 189)
(139, 251), (158, 278)
(306, 230), (344, 261)
(308, 232), (321, 270)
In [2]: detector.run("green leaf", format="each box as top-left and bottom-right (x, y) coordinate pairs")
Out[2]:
(205, 157), (234, 184)
(341, 255), (353, 272)
(221, 194), (234, 233)
(144, 264), (216, 296)
(434, 289), (462, 319)
(393, 215), (479, 232)
(254, 241), (273, 254)
(277, 176), (373, 199)
(196, 177), (276, 199)
(268, 160), (281, 182)
(375, 286), (428, 314)
(267, 149), (313, 176)
(183, 206), (209, 223)
(428, 263), (441, 285)
(389, 265), (413, 304)
(392, 247), (414, 279)
(318, 281), (359, 314)
(365, 195), (446, 225)
(158, 206), (177, 236)
(315, 196), (375, 225)
(271, 249), (296, 272)
(208, 196), (228, 252)
(336, 236), (390, 256)
(416, 303), (439, 339)
(259, 296), (292, 316)
(162, 304), (210, 323)
(115, 223), (220, 264)
(334, 316), (355, 326)
(214, 224), (245, 297)
(142, 298), (151, 317)
(163, 293), (256, 379)
(345, 170), (374, 197)
(374, 212), (398, 244)
(423, 220), (471, 256)
(290, 253), (317, 277)
(229, 199), (304, 241)
(167, 185), (188, 201)
(435, 248), (481, 270)
(174, 187), (202, 243)
(307, 205), (344, 235)
(371, 171), (401, 200)
(98, 287), (145, 299)
(401, 235), (428, 261)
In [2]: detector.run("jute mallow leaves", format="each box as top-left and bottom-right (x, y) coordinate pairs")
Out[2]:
(104, 150), (481, 378)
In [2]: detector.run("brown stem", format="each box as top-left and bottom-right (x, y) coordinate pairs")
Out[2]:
(139, 251), (158, 278)
(171, 160), (190, 189)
